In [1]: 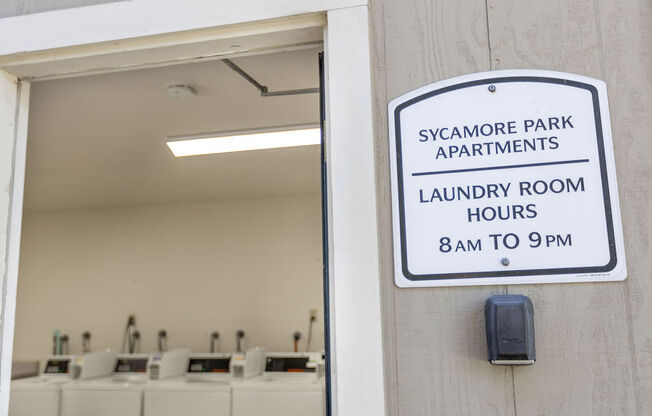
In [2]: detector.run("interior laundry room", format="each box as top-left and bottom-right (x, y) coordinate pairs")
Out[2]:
(9, 44), (327, 416)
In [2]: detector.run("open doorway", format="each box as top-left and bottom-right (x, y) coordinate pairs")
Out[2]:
(9, 46), (328, 416)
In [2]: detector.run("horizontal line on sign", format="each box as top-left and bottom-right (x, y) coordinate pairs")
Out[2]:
(411, 159), (590, 177)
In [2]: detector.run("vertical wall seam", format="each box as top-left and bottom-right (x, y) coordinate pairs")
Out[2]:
(376, 0), (401, 414)
(590, 0), (640, 413)
(510, 366), (518, 416)
(622, 281), (642, 415)
(484, 1), (516, 414)
(590, 0), (608, 81)
(484, 0), (493, 70)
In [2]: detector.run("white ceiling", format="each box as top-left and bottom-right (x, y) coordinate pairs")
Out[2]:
(24, 47), (322, 212)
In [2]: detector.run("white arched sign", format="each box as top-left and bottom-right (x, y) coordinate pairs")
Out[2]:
(388, 70), (626, 287)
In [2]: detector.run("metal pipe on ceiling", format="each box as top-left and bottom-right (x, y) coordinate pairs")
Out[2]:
(223, 58), (319, 97)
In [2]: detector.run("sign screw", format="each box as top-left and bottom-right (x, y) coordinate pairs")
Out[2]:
(501, 257), (510, 266)
(488, 85), (496, 93)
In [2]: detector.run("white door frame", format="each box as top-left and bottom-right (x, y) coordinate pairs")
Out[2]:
(0, 2), (386, 416)
(0, 71), (29, 416)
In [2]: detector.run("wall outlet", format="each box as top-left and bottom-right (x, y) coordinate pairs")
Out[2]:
(309, 309), (318, 321)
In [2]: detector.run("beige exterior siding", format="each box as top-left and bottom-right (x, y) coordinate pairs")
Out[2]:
(370, 0), (652, 414)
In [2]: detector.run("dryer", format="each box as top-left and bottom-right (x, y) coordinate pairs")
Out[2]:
(231, 352), (325, 416)
(9, 355), (73, 416)
(59, 353), (149, 416)
(143, 348), (265, 416)
(60, 349), (188, 416)
(143, 353), (232, 416)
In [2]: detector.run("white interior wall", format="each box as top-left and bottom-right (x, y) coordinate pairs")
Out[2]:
(12, 194), (324, 360)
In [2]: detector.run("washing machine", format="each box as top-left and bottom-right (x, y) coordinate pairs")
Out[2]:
(60, 353), (149, 416)
(231, 352), (325, 416)
(143, 353), (231, 416)
(60, 349), (188, 416)
(9, 355), (73, 416)
(143, 348), (265, 416)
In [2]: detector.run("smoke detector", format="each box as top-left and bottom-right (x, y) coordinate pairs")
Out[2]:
(166, 84), (197, 99)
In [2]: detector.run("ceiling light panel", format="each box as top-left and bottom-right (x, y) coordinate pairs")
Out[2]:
(167, 127), (321, 157)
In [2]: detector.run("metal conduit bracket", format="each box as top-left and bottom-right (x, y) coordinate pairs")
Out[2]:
(223, 58), (319, 97)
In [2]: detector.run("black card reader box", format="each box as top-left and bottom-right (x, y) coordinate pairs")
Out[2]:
(485, 295), (535, 365)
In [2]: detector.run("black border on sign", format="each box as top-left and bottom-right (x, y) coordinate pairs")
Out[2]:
(393, 76), (617, 281)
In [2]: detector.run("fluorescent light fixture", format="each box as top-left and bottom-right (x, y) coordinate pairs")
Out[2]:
(166, 126), (321, 157)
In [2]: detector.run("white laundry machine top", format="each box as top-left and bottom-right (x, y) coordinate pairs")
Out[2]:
(60, 377), (148, 392)
(232, 351), (325, 391)
(60, 353), (151, 392)
(143, 376), (231, 392)
(231, 376), (323, 392)
(11, 376), (69, 392)
(11, 355), (74, 391)
(144, 353), (233, 391)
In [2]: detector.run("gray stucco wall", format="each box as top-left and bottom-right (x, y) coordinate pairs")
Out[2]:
(0, 0), (122, 18)
(370, 0), (652, 414)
